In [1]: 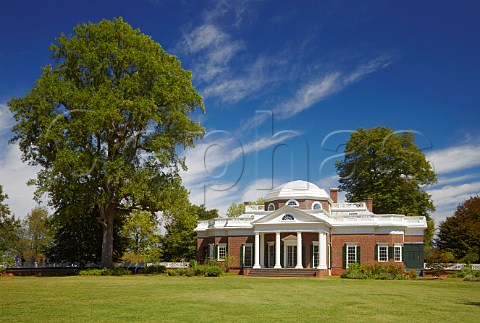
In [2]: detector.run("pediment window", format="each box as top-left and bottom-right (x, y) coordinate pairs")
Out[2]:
(286, 199), (299, 207)
(282, 214), (295, 221)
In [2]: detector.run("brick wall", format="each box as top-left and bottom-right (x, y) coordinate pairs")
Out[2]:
(405, 235), (423, 243)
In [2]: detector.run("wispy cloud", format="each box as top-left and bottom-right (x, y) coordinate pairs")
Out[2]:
(0, 103), (14, 132)
(274, 54), (395, 119)
(427, 143), (480, 174)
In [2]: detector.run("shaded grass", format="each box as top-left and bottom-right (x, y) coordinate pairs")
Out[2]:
(0, 276), (479, 322)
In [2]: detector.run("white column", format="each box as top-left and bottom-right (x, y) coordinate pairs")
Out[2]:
(259, 233), (265, 268)
(274, 232), (282, 268)
(253, 232), (261, 268)
(318, 231), (327, 269)
(295, 232), (303, 269)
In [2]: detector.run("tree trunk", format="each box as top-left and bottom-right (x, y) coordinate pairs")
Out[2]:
(100, 206), (115, 268)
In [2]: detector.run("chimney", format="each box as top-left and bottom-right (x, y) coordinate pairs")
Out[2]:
(329, 188), (338, 203)
(365, 198), (373, 212)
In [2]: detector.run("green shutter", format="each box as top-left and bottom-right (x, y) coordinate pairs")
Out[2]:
(240, 244), (244, 267)
(374, 244), (378, 261)
(342, 244), (346, 269)
(402, 245), (405, 262)
(356, 246), (361, 265)
(280, 243), (284, 267)
(388, 246), (394, 261)
(328, 244), (332, 269)
(302, 244), (306, 268)
(310, 244), (314, 268)
(214, 244), (218, 260)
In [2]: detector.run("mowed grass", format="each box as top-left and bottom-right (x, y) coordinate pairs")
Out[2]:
(0, 275), (479, 322)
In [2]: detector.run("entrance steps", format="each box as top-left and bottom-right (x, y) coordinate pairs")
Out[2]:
(247, 268), (319, 277)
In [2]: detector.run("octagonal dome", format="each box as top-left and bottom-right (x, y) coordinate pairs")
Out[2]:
(264, 180), (330, 202)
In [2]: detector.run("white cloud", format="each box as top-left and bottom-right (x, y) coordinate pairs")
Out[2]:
(0, 103), (14, 132)
(274, 54), (395, 119)
(427, 144), (480, 174)
(0, 142), (40, 219)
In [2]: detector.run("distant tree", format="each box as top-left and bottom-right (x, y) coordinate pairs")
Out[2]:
(226, 202), (244, 217)
(16, 206), (53, 260)
(436, 196), (480, 263)
(0, 185), (20, 260)
(122, 210), (161, 261)
(162, 198), (218, 261)
(336, 127), (437, 243)
(8, 18), (205, 268)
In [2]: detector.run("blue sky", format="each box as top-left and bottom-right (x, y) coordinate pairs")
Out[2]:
(0, 1), (479, 227)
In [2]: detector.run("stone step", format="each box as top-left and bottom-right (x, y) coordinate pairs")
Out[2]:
(248, 268), (318, 277)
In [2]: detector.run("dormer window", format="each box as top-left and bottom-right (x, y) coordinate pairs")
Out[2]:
(282, 214), (295, 221)
(312, 202), (323, 210)
(286, 199), (299, 207)
(268, 203), (275, 211)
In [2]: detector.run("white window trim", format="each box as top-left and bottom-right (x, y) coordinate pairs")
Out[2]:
(346, 244), (357, 268)
(378, 244), (388, 262)
(267, 242), (275, 268)
(394, 244), (403, 262)
(217, 243), (227, 261)
(268, 203), (275, 211)
(243, 243), (253, 268)
(312, 202), (323, 210)
(286, 199), (299, 207)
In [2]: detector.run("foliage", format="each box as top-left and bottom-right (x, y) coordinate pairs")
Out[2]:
(205, 265), (223, 277)
(226, 202), (244, 217)
(436, 196), (480, 263)
(78, 268), (132, 276)
(447, 265), (480, 279)
(408, 269), (417, 279)
(122, 209), (161, 261)
(425, 247), (455, 277)
(46, 205), (127, 266)
(340, 261), (408, 280)
(161, 265), (222, 277)
(336, 127), (437, 243)
(162, 202), (218, 261)
(8, 17), (205, 268)
(0, 185), (21, 260)
(144, 264), (166, 274)
(15, 206), (53, 261)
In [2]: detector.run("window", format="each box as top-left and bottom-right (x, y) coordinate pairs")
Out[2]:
(268, 244), (275, 267)
(346, 245), (357, 267)
(286, 199), (299, 207)
(217, 244), (227, 261)
(268, 203), (275, 211)
(282, 214), (294, 221)
(312, 202), (323, 210)
(313, 245), (319, 267)
(243, 244), (253, 267)
(394, 245), (402, 262)
(378, 245), (388, 262)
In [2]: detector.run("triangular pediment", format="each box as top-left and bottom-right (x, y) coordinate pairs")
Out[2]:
(252, 206), (329, 226)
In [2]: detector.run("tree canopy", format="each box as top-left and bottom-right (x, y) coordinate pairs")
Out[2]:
(8, 18), (205, 267)
(226, 202), (244, 217)
(336, 127), (437, 243)
(436, 196), (480, 263)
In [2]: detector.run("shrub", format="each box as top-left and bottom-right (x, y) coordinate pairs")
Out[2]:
(189, 259), (197, 268)
(341, 262), (407, 280)
(78, 268), (132, 276)
(193, 265), (208, 277)
(144, 265), (166, 275)
(448, 265), (480, 279)
(205, 266), (222, 277)
(408, 269), (417, 280)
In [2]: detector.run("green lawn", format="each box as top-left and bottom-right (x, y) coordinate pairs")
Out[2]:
(0, 275), (479, 322)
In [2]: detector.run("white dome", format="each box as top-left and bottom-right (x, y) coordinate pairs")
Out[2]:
(264, 180), (330, 201)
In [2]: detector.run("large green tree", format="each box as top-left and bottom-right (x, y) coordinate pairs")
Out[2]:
(121, 209), (161, 261)
(436, 196), (480, 263)
(8, 18), (205, 267)
(16, 206), (53, 261)
(336, 127), (437, 243)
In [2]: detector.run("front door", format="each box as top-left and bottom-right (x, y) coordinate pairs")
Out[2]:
(286, 245), (297, 268)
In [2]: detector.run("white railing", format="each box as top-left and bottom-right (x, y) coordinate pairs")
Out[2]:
(245, 204), (265, 212)
(424, 263), (480, 271)
(333, 202), (366, 209)
(146, 262), (189, 269)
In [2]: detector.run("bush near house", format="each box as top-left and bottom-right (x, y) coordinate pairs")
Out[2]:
(341, 262), (408, 280)
(448, 265), (480, 281)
